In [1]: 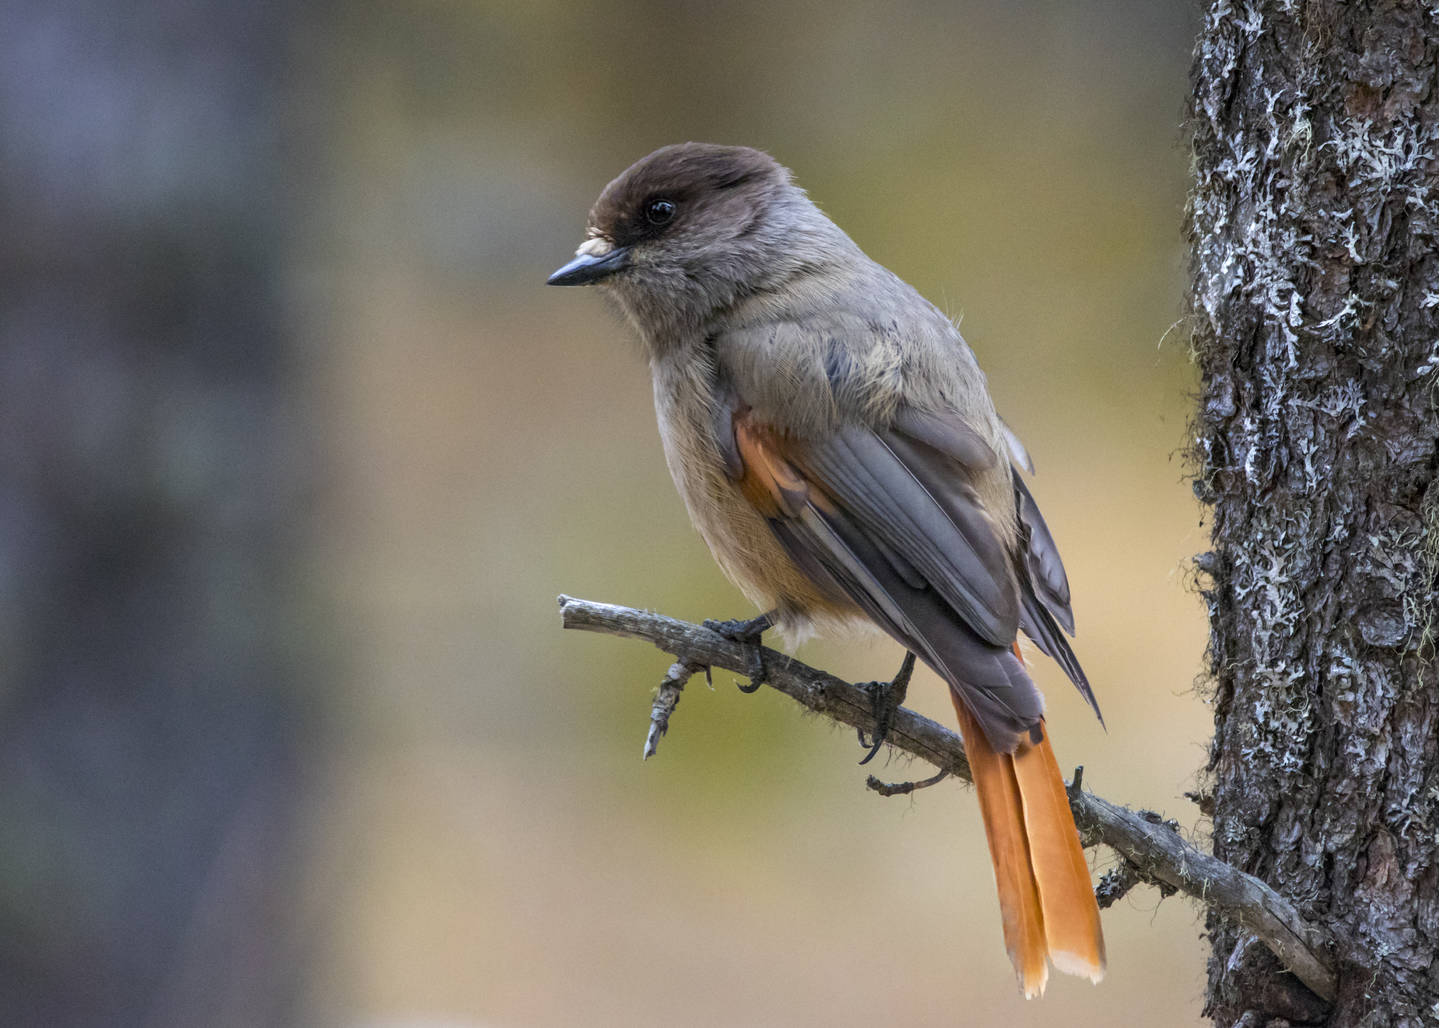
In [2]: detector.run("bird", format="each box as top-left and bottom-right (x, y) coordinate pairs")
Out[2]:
(547, 142), (1105, 997)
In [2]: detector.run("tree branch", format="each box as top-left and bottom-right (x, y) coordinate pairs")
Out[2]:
(558, 594), (1339, 1002)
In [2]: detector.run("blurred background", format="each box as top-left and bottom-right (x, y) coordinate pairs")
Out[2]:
(1, 1), (1212, 1024)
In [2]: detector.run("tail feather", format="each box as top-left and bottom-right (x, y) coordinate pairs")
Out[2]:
(949, 690), (1106, 997)
(1011, 725), (1107, 982)
(953, 690), (1049, 997)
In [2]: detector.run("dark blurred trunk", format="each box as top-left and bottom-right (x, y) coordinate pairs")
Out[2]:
(0, 3), (320, 1025)
(1187, 2), (1436, 1026)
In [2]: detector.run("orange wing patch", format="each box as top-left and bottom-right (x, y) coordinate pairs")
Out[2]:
(733, 413), (810, 518)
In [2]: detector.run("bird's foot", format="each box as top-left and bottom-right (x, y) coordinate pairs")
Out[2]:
(702, 612), (775, 693)
(856, 651), (917, 764)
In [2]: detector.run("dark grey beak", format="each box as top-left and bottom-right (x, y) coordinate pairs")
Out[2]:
(546, 246), (631, 286)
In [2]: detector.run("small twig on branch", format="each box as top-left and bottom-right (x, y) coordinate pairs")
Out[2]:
(644, 660), (705, 759)
(866, 768), (949, 796)
(1095, 857), (1178, 910)
(557, 594), (1339, 1003)
(1095, 861), (1147, 909)
(1091, 808), (1184, 909)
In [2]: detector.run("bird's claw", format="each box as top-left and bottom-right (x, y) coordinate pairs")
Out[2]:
(702, 612), (775, 693)
(856, 651), (917, 764)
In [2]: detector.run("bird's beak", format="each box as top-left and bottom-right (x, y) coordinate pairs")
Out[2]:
(547, 237), (630, 286)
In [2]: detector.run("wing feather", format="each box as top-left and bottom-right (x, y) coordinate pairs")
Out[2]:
(789, 426), (1020, 647)
(1013, 471), (1074, 634)
(732, 411), (1042, 749)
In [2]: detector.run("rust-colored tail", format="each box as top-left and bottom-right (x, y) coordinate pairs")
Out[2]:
(949, 690), (1106, 998)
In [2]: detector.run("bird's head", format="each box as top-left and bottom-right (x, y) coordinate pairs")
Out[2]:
(548, 143), (839, 335)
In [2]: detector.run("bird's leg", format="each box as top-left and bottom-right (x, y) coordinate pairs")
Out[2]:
(856, 651), (917, 764)
(701, 611), (776, 693)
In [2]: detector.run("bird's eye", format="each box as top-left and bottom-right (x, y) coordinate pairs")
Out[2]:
(644, 198), (676, 225)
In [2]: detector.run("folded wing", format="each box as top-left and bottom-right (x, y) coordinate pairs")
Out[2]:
(728, 404), (1043, 751)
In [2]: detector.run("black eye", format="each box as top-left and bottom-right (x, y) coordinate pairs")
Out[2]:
(644, 198), (676, 225)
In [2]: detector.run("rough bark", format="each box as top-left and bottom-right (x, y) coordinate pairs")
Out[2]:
(1187, 2), (1437, 1025)
(0, 3), (318, 1024)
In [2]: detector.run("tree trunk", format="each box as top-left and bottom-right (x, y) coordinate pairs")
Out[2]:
(1187, 2), (1437, 1026)
(0, 3), (318, 1024)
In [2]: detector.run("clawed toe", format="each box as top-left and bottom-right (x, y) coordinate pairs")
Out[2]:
(702, 612), (775, 693)
(856, 651), (916, 764)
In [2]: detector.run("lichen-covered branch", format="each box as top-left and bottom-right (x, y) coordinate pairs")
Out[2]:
(557, 594), (1339, 1002)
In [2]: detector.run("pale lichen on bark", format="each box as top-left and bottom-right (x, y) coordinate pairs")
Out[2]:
(1186, 1), (1437, 1024)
